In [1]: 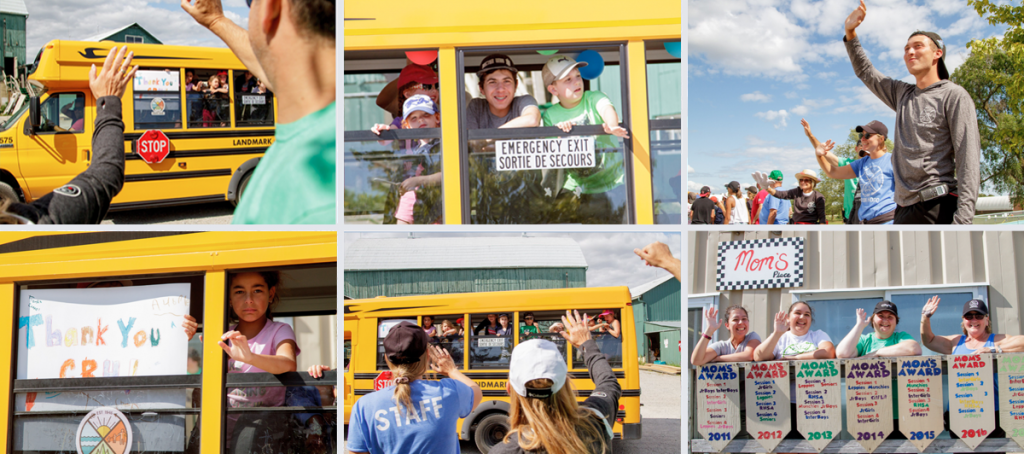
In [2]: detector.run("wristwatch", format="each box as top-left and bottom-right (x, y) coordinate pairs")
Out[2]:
(702, 333), (713, 340)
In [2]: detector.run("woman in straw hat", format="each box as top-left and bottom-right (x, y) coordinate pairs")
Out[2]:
(754, 168), (827, 224)
(492, 310), (620, 454)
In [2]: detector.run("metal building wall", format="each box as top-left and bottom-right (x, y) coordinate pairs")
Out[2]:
(0, 13), (25, 73)
(642, 278), (681, 322)
(344, 267), (587, 299)
(688, 230), (1024, 338)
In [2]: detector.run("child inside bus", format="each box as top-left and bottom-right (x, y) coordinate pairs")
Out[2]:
(496, 313), (512, 336)
(476, 313), (500, 335)
(373, 64), (440, 132)
(539, 55), (630, 223)
(202, 74), (229, 127)
(373, 95), (443, 224)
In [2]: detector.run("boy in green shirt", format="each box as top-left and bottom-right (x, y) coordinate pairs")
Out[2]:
(539, 56), (630, 223)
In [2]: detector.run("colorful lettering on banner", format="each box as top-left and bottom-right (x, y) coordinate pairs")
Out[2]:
(15, 285), (190, 382)
(743, 361), (790, 452)
(948, 354), (995, 450)
(697, 364), (741, 452)
(998, 354), (1024, 450)
(795, 359), (840, 452)
(897, 357), (943, 451)
(845, 359), (894, 453)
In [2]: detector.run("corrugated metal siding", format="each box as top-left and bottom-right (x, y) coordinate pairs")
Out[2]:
(643, 322), (682, 366)
(689, 230), (1024, 338)
(633, 302), (647, 362)
(344, 268), (586, 299)
(642, 278), (681, 322)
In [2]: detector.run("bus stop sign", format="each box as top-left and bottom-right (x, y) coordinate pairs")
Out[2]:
(136, 130), (170, 164)
(374, 371), (394, 391)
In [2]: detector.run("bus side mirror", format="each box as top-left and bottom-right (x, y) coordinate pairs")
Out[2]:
(28, 96), (40, 133)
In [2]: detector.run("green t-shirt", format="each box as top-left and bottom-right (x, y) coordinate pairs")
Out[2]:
(521, 325), (538, 337)
(838, 157), (860, 219)
(232, 102), (336, 224)
(856, 330), (913, 414)
(856, 331), (914, 356)
(541, 91), (623, 194)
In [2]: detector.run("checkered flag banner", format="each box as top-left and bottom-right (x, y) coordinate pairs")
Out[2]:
(716, 237), (805, 291)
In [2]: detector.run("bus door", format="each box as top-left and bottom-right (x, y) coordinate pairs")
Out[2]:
(17, 91), (92, 200)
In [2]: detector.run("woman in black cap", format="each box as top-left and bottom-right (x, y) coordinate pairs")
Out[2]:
(836, 300), (920, 358)
(346, 321), (481, 454)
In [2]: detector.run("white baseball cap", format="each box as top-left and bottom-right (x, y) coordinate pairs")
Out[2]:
(541, 56), (588, 87)
(508, 339), (567, 398)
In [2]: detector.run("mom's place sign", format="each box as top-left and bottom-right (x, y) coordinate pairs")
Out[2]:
(716, 237), (805, 291)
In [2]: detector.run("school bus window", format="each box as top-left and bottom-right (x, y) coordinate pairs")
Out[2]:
(344, 335), (352, 370)
(234, 70), (275, 127)
(221, 266), (338, 453)
(376, 318), (417, 370)
(12, 275), (204, 453)
(573, 309), (623, 369)
(516, 311), (568, 355)
(132, 69), (182, 131)
(469, 313), (513, 369)
(431, 314), (465, 369)
(37, 92), (85, 133)
(646, 40), (683, 224)
(462, 46), (631, 224)
(187, 68), (231, 129)
(344, 49), (444, 224)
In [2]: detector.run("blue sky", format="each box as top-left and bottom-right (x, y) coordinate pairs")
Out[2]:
(26, 0), (251, 54)
(688, 0), (1009, 196)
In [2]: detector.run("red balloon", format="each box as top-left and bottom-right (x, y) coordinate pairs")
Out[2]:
(406, 51), (438, 65)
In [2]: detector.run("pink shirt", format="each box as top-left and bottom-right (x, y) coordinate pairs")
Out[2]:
(226, 320), (300, 409)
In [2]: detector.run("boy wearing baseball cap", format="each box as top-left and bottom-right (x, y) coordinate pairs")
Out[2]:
(758, 171), (791, 225)
(385, 95), (443, 224)
(844, 0), (980, 224)
(467, 54), (540, 129)
(538, 55), (630, 223)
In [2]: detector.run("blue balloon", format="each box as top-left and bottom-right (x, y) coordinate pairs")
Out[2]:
(575, 50), (604, 80)
(664, 41), (682, 58)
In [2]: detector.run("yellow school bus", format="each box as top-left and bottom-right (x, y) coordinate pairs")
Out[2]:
(344, 287), (642, 452)
(0, 232), (337, 453)
(344, 0), (682, 224)
(0, 41), (277, 212)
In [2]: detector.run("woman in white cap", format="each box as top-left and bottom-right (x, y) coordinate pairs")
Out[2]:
(346, 321), (481, 454)
(754, 169), (827, 224)
(493, 310), (620, 454)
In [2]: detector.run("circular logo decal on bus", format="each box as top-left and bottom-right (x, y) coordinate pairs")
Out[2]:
(150, 97), (166, 116)
(76, 406), (132, 454)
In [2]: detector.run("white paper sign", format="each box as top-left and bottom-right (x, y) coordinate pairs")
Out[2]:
(132, 70), (180, 92)
(477, 338), (506, 347)
(17, 284), (190, 381)
(241, 95), (266, 105)
(716, 237), (805, 291)
(494, 137), (596, 171)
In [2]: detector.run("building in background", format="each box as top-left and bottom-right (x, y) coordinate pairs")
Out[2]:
(344, 236), (587, 298)
(0, 0), (27, 77)
(630, 274), (681, 365)
(82, 23), (162, 44)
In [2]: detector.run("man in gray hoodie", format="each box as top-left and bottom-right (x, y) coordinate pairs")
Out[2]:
(843, 0), (980, 224)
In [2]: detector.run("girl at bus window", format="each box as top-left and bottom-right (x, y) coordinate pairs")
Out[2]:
(494, 310), (619, 454)
(202, 75), (229, 127)
(690, 306), (761, 366)
(346, 322), (481, 454)
(185, 71), (196, 92)
(440, 319), (460, 338)
(596, 310), (621, 339)
(421, 315), (437, 337)
(372, 64), (440, 134)
(496, 314), (512, 336)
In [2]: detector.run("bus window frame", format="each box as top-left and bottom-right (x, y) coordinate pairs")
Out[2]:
(455, 42), (636, 224)
(32, 91), (87, 136)
(7, 271), (207, 453)
(218, 262), (338, 452)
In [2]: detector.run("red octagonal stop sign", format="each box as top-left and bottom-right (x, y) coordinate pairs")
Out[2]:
(374, 371), (394, 391)
(136, 130), (171, 164)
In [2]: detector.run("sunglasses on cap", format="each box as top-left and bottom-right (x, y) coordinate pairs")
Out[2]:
(405, 83), (439, 92)
(963, 313), (986, 320)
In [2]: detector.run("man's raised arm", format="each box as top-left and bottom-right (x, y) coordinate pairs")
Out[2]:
(182, 0), (268, 85)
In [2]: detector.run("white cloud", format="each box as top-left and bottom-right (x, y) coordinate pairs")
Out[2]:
(26, 0), (249, 53)
(832, 85), (896, 116)
(746, 136), (769, 146)
(755, 109), (789, 128)
(688, 165), (696, 174)
(689, 0), (810, 79)
(785, 91), (799, 99)
(687, 180), (706, 192)
(791, 98), (836, 116)
(741, 91), (772, 102)
(816, 71), (839, 79)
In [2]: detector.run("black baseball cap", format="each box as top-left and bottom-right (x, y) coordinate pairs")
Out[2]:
(909, 31), (948, 80)
(700, 186), (711, 194)
(726, 181), (741, 192)
(963, 299), (988, 317)
(478, 54), (518, 78)
(856, 120), (888, 138)
(383, 321), (428, 365)
(873, 300), (898, 316)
